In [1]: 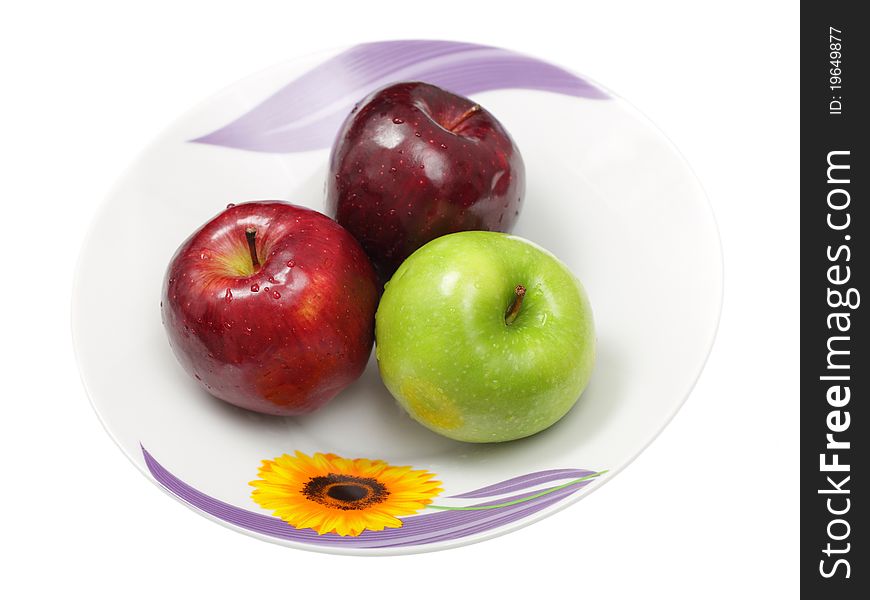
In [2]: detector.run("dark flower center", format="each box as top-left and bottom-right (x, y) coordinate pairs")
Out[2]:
(302, 473), (389, 510)
(327, 484), (369, 502)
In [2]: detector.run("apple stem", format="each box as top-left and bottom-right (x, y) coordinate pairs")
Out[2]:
(504, 285), (526, 325)
(447, 104), (481, 131)
(245, 226), (260, 269)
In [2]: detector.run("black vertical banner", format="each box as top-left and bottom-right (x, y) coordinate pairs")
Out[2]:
(802, 2), (867, 596)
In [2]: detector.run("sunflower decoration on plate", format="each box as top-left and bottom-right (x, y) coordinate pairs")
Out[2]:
(250, 451), (443, 536)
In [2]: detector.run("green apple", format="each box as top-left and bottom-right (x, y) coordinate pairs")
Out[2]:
(375, 231), (595, 443)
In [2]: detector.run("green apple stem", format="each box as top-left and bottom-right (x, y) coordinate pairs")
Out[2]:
(245, 226), (260, 269)
(504, 284), (527, 325)
(447, 104), (481, 131)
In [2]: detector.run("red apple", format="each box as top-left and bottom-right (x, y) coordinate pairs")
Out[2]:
(326, 81), (525, 282)
(161, 201), (379, 415)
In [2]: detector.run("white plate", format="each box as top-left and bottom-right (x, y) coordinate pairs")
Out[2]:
(72, 41), (722, 555)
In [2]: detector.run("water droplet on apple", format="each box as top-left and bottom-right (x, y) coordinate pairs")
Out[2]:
(224, 288), (233, 303)
(388, 209), (396, 216)
(392, 117), (404, 124)
(414, 131), (421, 137)
(226, 203), (236, 208)
(250, 284), (260, 292)
(389, 167), (397, 173)
(287, 260), (296, 268)
(194, 373), (202, 380)
(224, 321), (233, 329)
(268, 275), (277, 284)
(440, 143), (448, 149)
(200, 252), (209, 260)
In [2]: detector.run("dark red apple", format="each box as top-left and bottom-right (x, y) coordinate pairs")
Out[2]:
(326, 81), (525, 282)
(161, 201), (379, 415)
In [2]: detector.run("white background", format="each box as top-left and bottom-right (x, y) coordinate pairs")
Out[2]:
(0, 1), (798, 598)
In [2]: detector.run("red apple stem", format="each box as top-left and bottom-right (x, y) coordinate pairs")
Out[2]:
(446, 104), (481, 131)
(504, 285), (526, 325)
(245, 226), (260, 269)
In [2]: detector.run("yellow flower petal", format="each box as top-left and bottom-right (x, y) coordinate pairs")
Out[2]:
(250, 451), (440, 536)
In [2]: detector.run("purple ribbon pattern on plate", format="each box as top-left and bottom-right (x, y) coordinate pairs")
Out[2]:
(191, 40), (608, 153)
(143, 445), (604, 549)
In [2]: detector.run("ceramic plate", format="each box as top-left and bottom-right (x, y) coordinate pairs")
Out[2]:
(72, 40), (722, 555)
